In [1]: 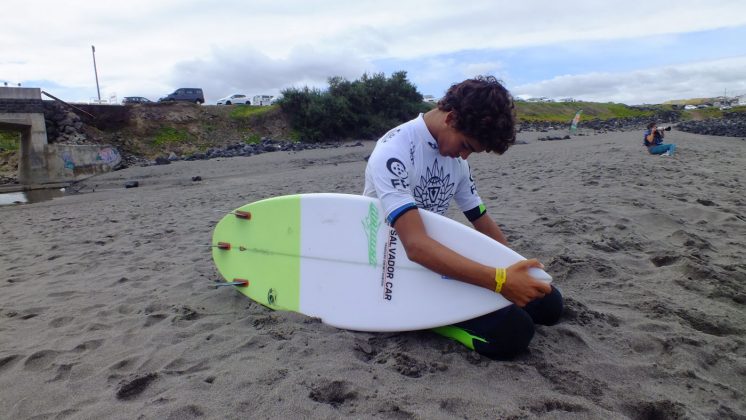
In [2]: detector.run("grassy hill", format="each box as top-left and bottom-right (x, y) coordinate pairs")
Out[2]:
(515, 101), (673, 123)
(517, 101), (746, 123)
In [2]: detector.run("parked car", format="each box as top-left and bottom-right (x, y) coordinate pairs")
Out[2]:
(122, 96), (152, 104)
(158, 88), (205, 104)
(253, 95), (274, 106)
(720, 105), (732, 110)
(217, 94), (251, 105)
(684, 104), (697, 110)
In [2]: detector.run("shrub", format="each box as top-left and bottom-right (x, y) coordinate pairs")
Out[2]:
(277, 71), (427, 142)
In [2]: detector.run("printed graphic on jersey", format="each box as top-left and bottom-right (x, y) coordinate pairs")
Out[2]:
(468, 169), (477, 194)
(386, 158), (409, 189)
(413, 159), (455, 214)
(381, 128), (401, 143)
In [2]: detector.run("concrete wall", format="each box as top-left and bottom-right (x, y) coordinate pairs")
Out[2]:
(0, 87), (48, 183)
(0, 113), (48, 183)
(0, 87), (44, 102)
(44, 144), (122, 182)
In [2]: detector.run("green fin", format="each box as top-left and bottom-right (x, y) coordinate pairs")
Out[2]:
(432, 325), (487, 351)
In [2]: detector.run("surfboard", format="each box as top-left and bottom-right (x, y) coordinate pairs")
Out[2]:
(211, 193), (551, 332)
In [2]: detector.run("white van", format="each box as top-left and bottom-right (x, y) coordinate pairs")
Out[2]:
(253, 95), (273, 106)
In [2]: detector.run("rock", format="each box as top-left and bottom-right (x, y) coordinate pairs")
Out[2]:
(676, 114), (746, 138)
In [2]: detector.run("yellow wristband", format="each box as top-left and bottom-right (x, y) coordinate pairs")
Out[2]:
(494, 268), (506, 293)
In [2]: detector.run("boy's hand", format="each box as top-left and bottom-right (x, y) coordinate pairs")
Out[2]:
(501, 259), (552, 307)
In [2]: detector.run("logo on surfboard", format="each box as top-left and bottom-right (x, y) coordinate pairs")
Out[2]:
(381, 228), (398, 301)
(361, 203), (381, 266)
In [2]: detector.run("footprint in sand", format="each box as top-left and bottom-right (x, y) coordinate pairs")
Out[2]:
(23, 350), (60, 371)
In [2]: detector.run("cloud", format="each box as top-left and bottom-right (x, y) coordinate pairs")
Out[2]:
(513, 56), (746, 104)
(168, 46), (373, 102)
(3, 0), (746, 103)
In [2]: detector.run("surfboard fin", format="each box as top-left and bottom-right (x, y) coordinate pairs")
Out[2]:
(233, 210), (251, 219)
(431, 326), (487, 351)
(212, 279), (249, 288)
(212, 209), (252, 219)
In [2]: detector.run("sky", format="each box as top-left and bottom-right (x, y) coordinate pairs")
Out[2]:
(2, 0), (745, 105)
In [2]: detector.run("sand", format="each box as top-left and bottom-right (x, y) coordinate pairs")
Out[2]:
(1, 129), (744, 419)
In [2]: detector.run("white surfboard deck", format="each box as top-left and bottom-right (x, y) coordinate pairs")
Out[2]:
(212, 193), (551, 332)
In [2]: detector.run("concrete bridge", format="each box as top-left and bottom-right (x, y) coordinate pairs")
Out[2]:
(0, 87), (121, 186)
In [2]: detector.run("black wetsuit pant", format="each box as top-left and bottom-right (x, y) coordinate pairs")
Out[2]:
(434, 286), (563, 360)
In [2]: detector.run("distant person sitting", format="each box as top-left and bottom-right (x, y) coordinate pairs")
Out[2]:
(643, 122), (675, 156)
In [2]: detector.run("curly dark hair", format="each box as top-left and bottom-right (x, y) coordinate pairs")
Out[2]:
(437, 76), (516, 154)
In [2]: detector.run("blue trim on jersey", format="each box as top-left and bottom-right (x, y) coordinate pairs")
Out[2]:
(387, 203), (417, 226)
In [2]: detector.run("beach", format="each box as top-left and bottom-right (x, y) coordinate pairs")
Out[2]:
(1, 129), (744, 419)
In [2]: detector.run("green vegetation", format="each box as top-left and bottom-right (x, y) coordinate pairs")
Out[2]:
(681, 107), (723, 120)
(152, 127), (191, 146)
(229, 105), (276, 120)
(0, 130), (20, 151)
(664, 97), (718, 106)
(277, 71), (428, 142)
(516, 101), (656, 123)
(243, 133), (262, 144)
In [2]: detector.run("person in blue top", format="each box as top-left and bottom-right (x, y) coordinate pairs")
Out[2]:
(643, 122), (676, 156)
(363, 76), (563, 359)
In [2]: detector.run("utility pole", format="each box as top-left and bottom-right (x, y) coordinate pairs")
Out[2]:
(91, 45), (101, 103)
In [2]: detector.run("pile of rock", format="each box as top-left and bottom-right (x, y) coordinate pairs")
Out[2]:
(538, 135), (572, 141)
(43, 101), (90, 144)
(153, 138), (362, 165)
(676, 113), (746, 138)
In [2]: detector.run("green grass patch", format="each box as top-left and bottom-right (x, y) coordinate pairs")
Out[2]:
(0, 131), (20, 151)
(152, 127), (191, 146)
(229, 105), (276, 120)
(288, 130), (302, 143)
(516, 101), (655, 123)
(681, 107), (723, 120)
(244, 133), (262, 144)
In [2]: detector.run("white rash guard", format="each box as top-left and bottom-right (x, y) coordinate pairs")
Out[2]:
(363, 114), (486, 226)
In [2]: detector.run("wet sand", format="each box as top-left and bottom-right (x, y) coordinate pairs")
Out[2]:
(1, 129), (744, 419)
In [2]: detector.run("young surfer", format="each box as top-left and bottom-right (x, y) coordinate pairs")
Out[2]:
(363, 76), (563, 359)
